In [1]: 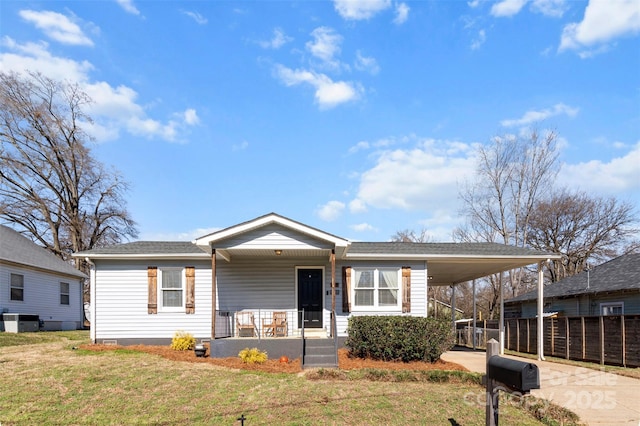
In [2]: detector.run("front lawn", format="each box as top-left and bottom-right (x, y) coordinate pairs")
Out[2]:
(0, 331), (581, 425)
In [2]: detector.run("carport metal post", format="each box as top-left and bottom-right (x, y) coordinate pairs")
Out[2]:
(537, 261), (545, 361)
(499, 274), (505, 355)
(472, 279), (477, 350)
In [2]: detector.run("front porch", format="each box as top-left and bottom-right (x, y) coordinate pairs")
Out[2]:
(210, 309), (342, 367)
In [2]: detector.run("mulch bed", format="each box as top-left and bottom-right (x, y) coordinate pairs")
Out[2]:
(79, 344), (467, 374)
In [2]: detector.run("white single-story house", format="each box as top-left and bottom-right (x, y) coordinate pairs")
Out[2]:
(74, 213), (556, 365)
(1, 225), (86, 331)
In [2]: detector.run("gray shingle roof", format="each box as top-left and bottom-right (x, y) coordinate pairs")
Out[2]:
(75, 241), (208, 256)
(0, 225), (86, 279)
(506, 253), (640, 303)
(349, 242), (553, 257)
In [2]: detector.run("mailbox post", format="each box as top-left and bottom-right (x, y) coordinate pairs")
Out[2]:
(484, 339), (540, 426)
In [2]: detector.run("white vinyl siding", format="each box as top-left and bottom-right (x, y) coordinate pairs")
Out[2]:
(0, 264), (82, 328)
(92, 260), (212, 340)
(217, 223), (333, 251)
(90, 257), (430, 340)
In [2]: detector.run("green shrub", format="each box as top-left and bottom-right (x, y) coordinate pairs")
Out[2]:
(238, 347), (268, 364)
(345, 316), (455, 362)
(170, 330), (196, 351)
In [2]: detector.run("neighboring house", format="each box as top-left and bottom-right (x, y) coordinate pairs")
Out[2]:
(505, 253), (640, 318)
(0, 225), (86, 331)
(74, 213), (554, 361)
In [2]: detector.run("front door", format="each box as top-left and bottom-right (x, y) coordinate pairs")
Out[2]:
(297, 268), (323, 329)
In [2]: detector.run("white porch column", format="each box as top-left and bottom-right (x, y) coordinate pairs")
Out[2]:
(472, 280), (477, 350)
(537, 261), (545, 360)
(211, 248), (217, 340)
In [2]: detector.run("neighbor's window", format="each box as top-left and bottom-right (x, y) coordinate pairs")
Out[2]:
(60, 282), (70, 305)
(160, 268), (184, 311)
(10, 273), (24, 301)
(600, 302), (623, 316)
(353, 268), (400, 309)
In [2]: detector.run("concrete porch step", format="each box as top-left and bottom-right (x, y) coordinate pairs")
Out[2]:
(303, 337), (338, 369)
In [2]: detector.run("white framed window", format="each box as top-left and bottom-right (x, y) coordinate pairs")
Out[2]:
(60, 282), (70, 305)
(159, 268), (184, 312)
(10, 273), (24, 301)
(600, 302), (623, 316)
(353, 268), (401, 310)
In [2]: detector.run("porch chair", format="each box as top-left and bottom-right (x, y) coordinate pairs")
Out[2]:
(262, 311), (288, 337)
(235, 311), (257, 337)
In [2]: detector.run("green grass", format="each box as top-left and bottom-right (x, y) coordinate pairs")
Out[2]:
(0, 332), (582, 425)
(0, 330), (89, 347)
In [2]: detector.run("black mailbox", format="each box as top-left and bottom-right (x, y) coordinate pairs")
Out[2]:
(487, 356), (540, 393)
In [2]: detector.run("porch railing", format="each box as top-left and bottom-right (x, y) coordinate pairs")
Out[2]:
(215, 309), (312, 339)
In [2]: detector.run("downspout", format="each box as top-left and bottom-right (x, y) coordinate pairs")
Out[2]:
(84, 257), (96, 343)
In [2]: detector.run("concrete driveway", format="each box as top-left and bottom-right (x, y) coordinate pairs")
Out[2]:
(441, 347), (640, 426)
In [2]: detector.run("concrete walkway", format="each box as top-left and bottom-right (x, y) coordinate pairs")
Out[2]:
(441, 347), (640, 426)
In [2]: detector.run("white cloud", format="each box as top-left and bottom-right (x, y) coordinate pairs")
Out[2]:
(19, 10), (93, 46)
(531, 0), (567, 18)
(354, 51), (380, 75)
(559, 0), (640, 55)
(500, 103), (579, 127)
(306, 27), (342, 68)
(183, 108), (199, 125)
(349, 138), (477, 212)
(351, 222), (375, 232)
(181, 10), (207, 25)
(490, 0), (528, 17)
(471, 29), (486, 50)
(393, 3), (410, 25)
(1, 37), (93, 82)
(232, 140), (249, 151)
(0, 38), (197, 143)
(349, 198), (368, 213)
(259, 27), (292, 49)
(348, 140), (371, 154)
(559, 141), (640, 194)
(317, 200), (346, 221)
(274, 64), (361, 109)
(116, 0), (140, 15)
(333, 0), (391, 20)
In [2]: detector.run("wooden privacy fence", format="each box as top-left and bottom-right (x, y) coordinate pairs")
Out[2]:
(505, 315), (640, 367)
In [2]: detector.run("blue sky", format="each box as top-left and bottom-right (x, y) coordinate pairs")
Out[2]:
(1, 0), (639, 242)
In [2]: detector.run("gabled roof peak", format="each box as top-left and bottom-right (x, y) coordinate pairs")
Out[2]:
(193, 212), (350, 248)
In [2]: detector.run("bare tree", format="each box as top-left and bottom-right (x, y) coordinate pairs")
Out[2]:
(527, 189), (639, 282)
(455, 128), (559, 317)
(0, 71), (138, 274)
(390, 228), (433, 243)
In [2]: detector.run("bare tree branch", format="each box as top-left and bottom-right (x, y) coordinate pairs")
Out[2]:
(0, 71), (138, 276)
